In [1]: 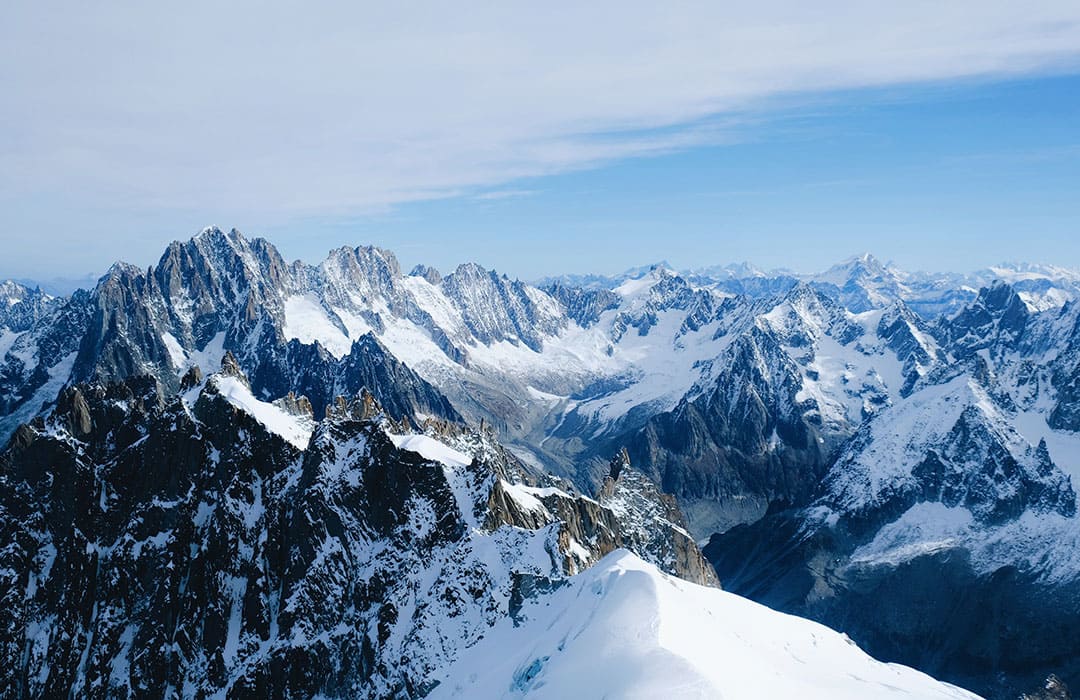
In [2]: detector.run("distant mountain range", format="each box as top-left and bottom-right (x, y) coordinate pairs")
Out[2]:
(4, 228), (1080, 698)
(540, 253), (1080, 316)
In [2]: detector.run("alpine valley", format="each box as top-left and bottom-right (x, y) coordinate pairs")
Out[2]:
(4, 227), (1080, 699)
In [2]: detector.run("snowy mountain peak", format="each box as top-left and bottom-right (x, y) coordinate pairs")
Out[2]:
(0, 281), (58, 335)
(409, 263), (443, 285)
(821, 251), (891, 280)
(100, 260), (144, 282)
(327, 243), (402, 277)
(624, 259), (676, 277)
(193, 224), (243, 244)
(943, 281), (1030, 356)
(432, 550), (979, 700)
(0, 279), (32, 305)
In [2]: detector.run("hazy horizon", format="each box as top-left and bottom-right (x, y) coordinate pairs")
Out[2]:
(6, 225), (1080, 298)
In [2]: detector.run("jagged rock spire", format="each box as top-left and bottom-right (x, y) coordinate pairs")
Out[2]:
(608, 447), (630, 482)
(180, 365), (203, 391)
(324, 388), (392, 424)
(273, 391), (314, 420)
(55, 386), (93, 436)
(219, 350), (244, 379)
(357, 387), (381, 419)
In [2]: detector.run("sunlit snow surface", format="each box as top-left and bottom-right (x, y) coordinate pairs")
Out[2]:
(160, 330), (227, 376)
(282, 293), (355, 357)
(211, 376), (314, 449)
(388, 433), (472, 467)
(431, 551), (980, 700)
(0, 328), (21, 359)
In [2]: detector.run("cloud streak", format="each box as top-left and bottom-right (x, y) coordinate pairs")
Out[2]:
(473, 189), (540, 201)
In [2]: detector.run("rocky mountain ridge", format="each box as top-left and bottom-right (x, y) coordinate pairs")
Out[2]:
(1, 354), (714, 698)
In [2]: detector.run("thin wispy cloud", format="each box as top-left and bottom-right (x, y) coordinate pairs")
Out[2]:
(938, 143), (1080, 166)
(473, 189), (540, 201)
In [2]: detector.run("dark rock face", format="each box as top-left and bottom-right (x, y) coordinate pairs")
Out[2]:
(706, 380), (1080, 700)
(542, 281), (620, 328)
(596, 449), (719, 588)
(0, 282), (61, 333)
(0, 229), (465, 444)
(441, 263), (565, 352)
(876, 302), (944, 396)
(1, 227), (588, 443)
(823, 405), (1076, 530)
(0, 362), (713, 698)
(73, 262), (179, 386)
(245, 331), (461, 422)
(621, 324), (833, 535)
(594, 282), (948, 538)
(940, 281), (1031, 358)
(1045, 303), (1080, 432)
(918, 421), (1074, 524)
(0, 288), (92, 438)
(608, 268), (707, 342)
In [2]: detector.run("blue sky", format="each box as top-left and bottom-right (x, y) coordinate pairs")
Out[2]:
(270, 74), (1080, 278)
(2, 3), (1079, 283)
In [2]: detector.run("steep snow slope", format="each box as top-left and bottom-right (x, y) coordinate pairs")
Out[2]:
(821, 373), (1075, 521)
(431, 550), (979, 700)
(210, 374), (316, 449)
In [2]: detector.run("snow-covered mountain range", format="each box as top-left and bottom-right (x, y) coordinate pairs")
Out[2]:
(4, 227), (1080, 698)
